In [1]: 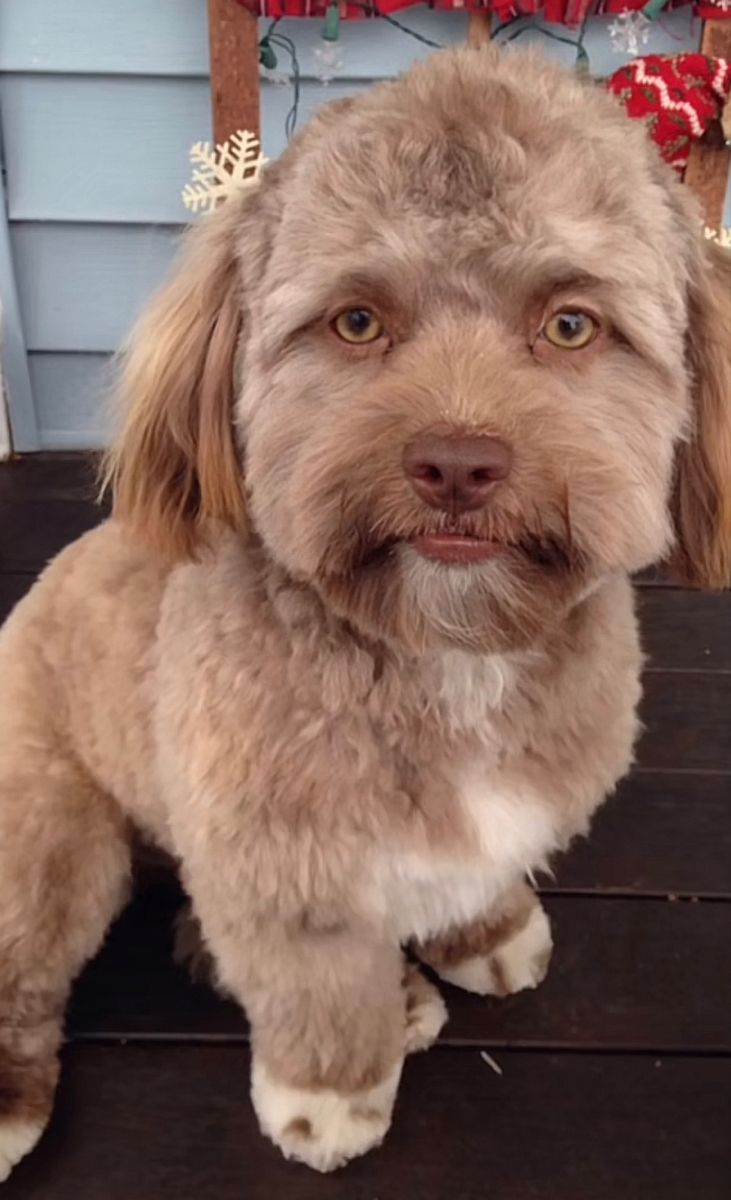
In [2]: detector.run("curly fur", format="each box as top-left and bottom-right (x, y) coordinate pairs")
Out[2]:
(1, 46), (730, 1175)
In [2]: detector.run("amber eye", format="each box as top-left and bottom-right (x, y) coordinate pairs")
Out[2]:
(332, 308), (384, 345)
(542, 311), (598, 350)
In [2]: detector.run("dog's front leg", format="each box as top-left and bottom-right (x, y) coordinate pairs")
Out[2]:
(415, 880), (553, 997)
(183, 875), (408, 1172)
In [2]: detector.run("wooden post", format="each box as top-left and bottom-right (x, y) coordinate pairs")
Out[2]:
(684, 20), (731, 228)
(467, 8), (492, 46)
(207, 0), (261, 145)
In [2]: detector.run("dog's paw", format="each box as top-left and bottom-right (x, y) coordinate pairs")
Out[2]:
(251, 1058), (402, 1173)
(438, 903), (553, 997)
(0, 1118), (45, 1182)
(403, 963), (448, 1053)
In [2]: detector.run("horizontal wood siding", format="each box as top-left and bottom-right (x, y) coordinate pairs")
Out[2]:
(0, 0), (724, 448)
(0, 75), (366, 224)
(11, 224), (182, 352)
(27, 353), (113, 450)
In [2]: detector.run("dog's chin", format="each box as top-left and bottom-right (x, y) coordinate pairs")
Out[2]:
(312, 529), (587, 655)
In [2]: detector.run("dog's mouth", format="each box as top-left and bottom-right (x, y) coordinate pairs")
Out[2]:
(351, 527), (577, 575)
(410, 532), (506, 565)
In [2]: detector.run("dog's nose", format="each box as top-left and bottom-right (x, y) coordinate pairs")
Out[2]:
(403, 435), (513, 513)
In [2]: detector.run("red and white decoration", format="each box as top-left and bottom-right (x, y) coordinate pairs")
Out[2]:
(606, 53), (731, 172)
(239, 0), (731, 26)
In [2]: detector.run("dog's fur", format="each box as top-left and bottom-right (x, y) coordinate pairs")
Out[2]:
(1, 46), (730, 1177)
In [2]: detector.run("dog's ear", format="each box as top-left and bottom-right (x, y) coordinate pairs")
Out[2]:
(102, 187), (270, 560)
(669, 239), (731, 589)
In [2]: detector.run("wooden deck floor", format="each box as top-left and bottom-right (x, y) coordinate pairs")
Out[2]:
(1, 454), (730, 1200)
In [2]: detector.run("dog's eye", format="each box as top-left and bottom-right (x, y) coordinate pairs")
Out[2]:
(542, 311), (598, 350)
(332, 308), (384, 345)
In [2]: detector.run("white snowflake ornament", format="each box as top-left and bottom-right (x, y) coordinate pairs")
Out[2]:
(704, 225), (731, 249)
(608, 9), (651, 56)
(181, 131), (267, 215)
(313, 39), (345, 85)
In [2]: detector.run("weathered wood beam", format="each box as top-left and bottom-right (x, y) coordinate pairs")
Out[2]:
(208, 0), (261, 145)
(467, 8), (493, 45)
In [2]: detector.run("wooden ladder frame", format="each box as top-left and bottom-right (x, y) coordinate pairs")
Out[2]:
(206, 1), (729, 224)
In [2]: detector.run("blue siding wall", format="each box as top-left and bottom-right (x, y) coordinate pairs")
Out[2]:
(0, 0), (719, 449)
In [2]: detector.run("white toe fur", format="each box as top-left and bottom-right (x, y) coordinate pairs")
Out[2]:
(0, 1119), (45, 1182)
(439, 954), (502, 995)
(404, 974), (448, 1054)
(439, 904), (553, 997)
(251, 1058), (402, 1172)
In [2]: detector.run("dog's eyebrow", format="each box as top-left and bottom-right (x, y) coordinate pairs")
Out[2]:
(534, 270), (607, 296)
(508, 227), (662, 299)
(260, 270), (400, 354)
(503, 256), (610, 300)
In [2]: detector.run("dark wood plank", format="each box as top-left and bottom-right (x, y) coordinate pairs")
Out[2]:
(0, 572), (35, 623)
(639, 588), (731, 671)
(639, 672), (731, 771)
(69, 886), (731, 1051)
(441, 895), (731, 1051)
(6, 1044), (730, 1200)
(554, 772), (731, 897)
(0, 454), (103, 572)
(68, 881), (231, 1041)
(634, 566), (679, 586)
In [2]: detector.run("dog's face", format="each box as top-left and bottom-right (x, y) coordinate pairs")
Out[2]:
(106, 48), (731, 653)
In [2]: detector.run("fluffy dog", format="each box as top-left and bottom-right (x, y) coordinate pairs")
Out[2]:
(1, 46), (730, 1178)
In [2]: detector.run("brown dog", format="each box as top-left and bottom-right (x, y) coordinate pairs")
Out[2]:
(1, 46), (730, 1177)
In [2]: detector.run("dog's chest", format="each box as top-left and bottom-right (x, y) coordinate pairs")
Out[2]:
(372, 652), (558, 943)
(375, 767), (557, 942)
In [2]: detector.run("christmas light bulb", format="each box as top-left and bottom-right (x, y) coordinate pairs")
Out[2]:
(315, 3), (344, 86)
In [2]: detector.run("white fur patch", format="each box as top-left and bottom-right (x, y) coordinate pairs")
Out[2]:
(380, 852), (502, 944)
(438, 649), (513, 732)
(404, 978), (448, 1054)
(400, 547), (505, 648)
(378, 771), (558, 944)
(251, 1058), (402, 1173)
(439, 903), (553, 996)
(438, 954), (503, 995)
(459, 768), (558, 883)
(0, 1119), (45, 1182)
